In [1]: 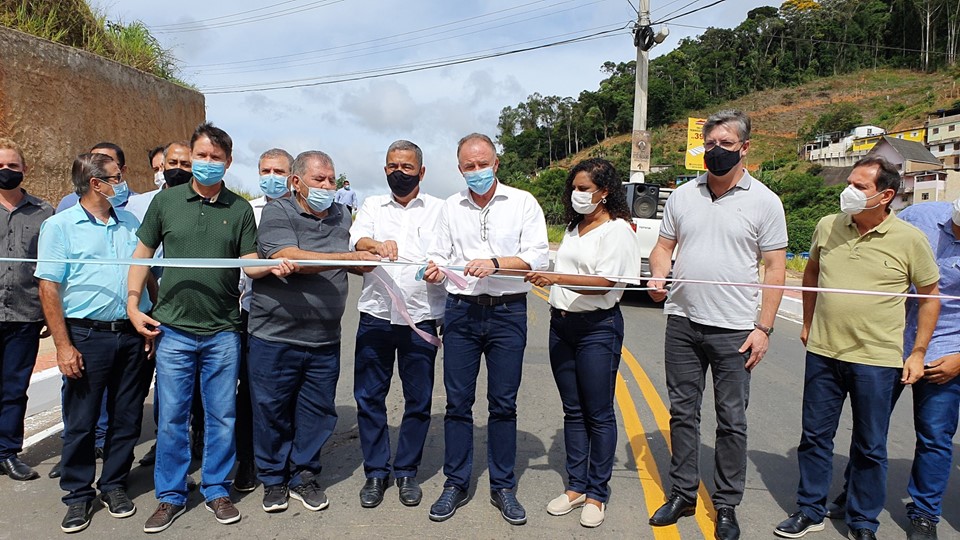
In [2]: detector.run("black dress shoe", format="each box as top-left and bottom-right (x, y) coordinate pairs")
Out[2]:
(396, 476), (422, 506)
(49, 459), (62, 479)
(650, 493), (696, 526)
(908, 516), (938, 540)
(775, 511), (825, 538)
(715, 506), (740, 540)
(849, 528), (877, 540)
(0, 456), (39, 480)
(360, 476), (388, 508)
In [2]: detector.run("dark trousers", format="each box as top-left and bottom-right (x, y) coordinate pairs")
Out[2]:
(354, 313), (438, 479)
(441, 295), (527, 491)
(797, 351), (900, 533)
(549, 306), (623, 503)
(60, 325), (150, 505)
(236, 311), (253, 466)
(663, 315), (751, 507)
(247, 336), (339, 487)
(0, 321), (42, 460)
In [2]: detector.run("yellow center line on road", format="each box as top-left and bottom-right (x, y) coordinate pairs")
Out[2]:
(621, 348), (717, 538)
(531, 285), (715, 538)
(615, 373), (682, 540)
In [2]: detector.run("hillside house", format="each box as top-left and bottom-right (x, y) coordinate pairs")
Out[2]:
(926, 108), (960, 170)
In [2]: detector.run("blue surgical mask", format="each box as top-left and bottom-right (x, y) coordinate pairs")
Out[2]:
(259, 174), (289, 199)
(343, 185), (351, 190)
(106, 181), (129, 207)
(301, 185), (335, 213)
(463, 167), (495, 195)
(192, 160), (226, 186)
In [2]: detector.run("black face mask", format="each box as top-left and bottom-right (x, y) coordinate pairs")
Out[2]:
(386, 170), (420, 198)
(163, 167), (193, 187)
(0, 168), (24, 190)
(703, 146), (742, 177)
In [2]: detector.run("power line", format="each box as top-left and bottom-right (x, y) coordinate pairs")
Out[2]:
(193, 0), (614, 77)
(152, 0), (344, 34)
(654, 0), (703, 23)
(651, 0), (726, 25)
(149, 0), (309, 29)
(183, 0), (599, 69)
(201, 22), (627, 91)
(201, 25), (629, 94)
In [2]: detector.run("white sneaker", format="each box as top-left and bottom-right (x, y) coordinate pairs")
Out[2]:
(546, 493), (586, 516)
(580, 502), (605, 528)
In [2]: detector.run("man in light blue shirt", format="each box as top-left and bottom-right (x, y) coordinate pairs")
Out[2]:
(896, 199), (960, 540)
(335, 180), (358, 213)
(36, 152), (153, 534)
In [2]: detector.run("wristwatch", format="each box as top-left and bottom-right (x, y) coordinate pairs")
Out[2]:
(753, 322), (774, 336)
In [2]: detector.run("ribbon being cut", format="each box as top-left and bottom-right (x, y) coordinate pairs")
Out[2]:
(2, 256), (958, 321)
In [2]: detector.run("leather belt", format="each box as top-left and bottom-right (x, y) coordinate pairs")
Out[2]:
(65, 318), (135, 333)
(550, 305), (618, 318)
(452, 293), (526, 306)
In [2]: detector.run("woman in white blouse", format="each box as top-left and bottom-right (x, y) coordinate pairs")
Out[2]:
(525, 158), (640, 528)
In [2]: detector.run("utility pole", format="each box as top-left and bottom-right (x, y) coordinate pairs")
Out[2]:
(630, 0), (652, 183)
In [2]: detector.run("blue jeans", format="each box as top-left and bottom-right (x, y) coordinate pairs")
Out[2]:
(354, 313), (437, 479)
(663, 315), (752, 507)
(60, 325), (150, 505)
(154, 325), (239, 505)
(549, 306), (623, 503)
(441, 295), (527, 491)
(797, 351), (900, 533)
(906, 376), (960, 522)
(0, 322), (42, 460)
(247, 336), (339, 488)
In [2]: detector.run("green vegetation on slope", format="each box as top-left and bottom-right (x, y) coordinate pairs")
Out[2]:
(0, 0), (187, 86)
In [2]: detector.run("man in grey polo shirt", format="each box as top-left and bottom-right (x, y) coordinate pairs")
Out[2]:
(647, 110), (787, 540)
(244, 150), (378, 514)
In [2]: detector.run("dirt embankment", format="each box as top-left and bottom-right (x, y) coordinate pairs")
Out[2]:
(0, 26), (204, 204)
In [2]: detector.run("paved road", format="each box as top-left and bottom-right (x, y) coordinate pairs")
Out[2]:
(3, 275), (958, 539)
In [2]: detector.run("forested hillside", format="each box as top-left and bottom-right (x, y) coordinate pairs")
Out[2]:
(497, 0), (960, 180)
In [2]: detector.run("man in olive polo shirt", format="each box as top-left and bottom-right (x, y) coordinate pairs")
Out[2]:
(775, 156), (940, 540)
(127, 123), (259, 533)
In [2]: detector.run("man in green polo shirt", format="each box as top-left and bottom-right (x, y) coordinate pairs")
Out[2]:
(126, 123), (260, 533)
(775, 156), (940, 540)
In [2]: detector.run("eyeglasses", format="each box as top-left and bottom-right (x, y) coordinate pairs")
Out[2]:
(703, 139), (743, 152)
(479, 206), (490, 242)
(95, 174), (123, 184)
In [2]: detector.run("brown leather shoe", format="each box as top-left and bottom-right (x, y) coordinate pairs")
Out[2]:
(143, 502), (185, 533)
(205, 497), (241, 525)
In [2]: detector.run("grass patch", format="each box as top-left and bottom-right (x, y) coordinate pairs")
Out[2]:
(786, 256), (808, 273)
(547, 224), (567, 244)
(1, 0), (188, 86)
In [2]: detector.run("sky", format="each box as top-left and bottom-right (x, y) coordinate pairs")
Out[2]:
(94, 0), (775, 201)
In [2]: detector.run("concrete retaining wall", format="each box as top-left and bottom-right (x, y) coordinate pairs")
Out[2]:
(0, 26), (204, 203)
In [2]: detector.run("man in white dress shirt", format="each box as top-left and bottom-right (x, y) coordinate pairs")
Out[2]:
(350, 140), (445, 510)
(423, 133), (549, 526)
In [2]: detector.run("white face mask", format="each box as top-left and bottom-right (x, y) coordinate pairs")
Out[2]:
(571, 189), (600, 215)
(839, 185), (883, 215)
(952, 197), (960, 227)
(154, 170), (166, 189)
